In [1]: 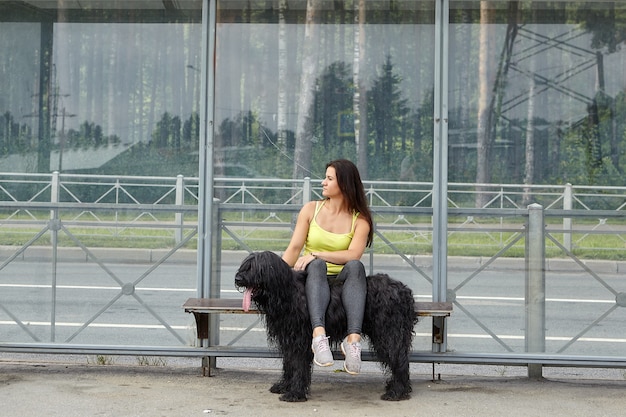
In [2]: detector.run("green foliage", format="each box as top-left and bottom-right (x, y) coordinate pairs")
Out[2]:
(575, 3), (626, 53)
(64, 120), (118, 149)
(0, 111), (32, 155)
(313, 61), (354, 150)
(136, 356), (168, 366)
(367, 56), (413, 180)
(152, 112), (182, 149)
(1, 2), (626, 189)
(87, 355), (114, 365)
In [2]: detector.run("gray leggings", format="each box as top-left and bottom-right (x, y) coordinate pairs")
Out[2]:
(305, 258), (367, 335)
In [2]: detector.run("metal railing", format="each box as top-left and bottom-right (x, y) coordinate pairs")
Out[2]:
(1, 172), (626, 373)
(2, 172), (625, 252)
(214, 200), (626, 373)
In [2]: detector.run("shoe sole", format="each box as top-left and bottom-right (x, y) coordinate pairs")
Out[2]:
(312, 347), (333, 367)
(340, 343), (360, 375)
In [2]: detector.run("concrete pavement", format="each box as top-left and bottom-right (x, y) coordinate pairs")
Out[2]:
(1, 355), (625, 417)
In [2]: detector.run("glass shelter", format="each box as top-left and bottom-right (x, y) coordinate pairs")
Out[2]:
(1, 0), (626, 370)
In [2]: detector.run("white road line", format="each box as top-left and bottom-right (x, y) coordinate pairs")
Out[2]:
(417, 294), (615, 304)
(0, 321), (189, 330)
(446, 333), (626, 343)
(0, 285), (615, 303)
(1, 322), (624, 343)
(0, 286), (616, 304)
(0, 284), (195, 292)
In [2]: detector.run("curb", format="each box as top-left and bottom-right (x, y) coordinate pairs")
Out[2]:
(2, 246), (625, 273)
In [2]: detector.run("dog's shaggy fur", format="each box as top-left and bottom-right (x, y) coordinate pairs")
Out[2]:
(234, 251), (418, 402)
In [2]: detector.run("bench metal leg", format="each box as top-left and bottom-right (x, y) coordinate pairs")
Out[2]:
(201, 356), (217, 377)
(432, 316), (447, 352)
(193, 312), (219, 376)
(432, 363), (441, 382)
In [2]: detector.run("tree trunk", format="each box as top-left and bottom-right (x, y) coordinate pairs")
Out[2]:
(455, 9), (472, 179)
(353, 0), (368, 178)
(475, 1), (496, 207)
(277, 0), (288, 148)
(293, 0), (322, 180)
(523, 54), (536, 205)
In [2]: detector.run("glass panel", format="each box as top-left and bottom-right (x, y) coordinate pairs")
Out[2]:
(449, 0), (626, 192)
(1, 15), (202, 176)
(448, 1), (626, 357)
(0, 22), (41, 171)
(0, 4), (202, 347)
(215, 0), (435, 182)
(214, 0), (437, 351)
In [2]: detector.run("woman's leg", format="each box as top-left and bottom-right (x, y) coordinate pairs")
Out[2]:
(337, 260), (367, 374)
(306, 258), (334, 366)
(305, 258), (330, 332)
(337, 260), (367, 338)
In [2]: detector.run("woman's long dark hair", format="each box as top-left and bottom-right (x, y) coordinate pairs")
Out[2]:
(326, 159), (374, 247)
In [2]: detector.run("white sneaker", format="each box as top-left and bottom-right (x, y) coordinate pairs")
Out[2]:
(311, 335), (334, 367)
(340, 337), (362, 375)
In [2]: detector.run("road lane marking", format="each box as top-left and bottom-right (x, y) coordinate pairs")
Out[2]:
(2, 286), (614, 304)
(0, 283), (194, 292)
(1, 322), (624, 343)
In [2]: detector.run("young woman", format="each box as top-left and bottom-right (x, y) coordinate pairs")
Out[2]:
(282, 159), (373, 375)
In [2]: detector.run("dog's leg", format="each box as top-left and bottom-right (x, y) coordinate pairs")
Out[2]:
(364, 277), (415, 401)
(381, 345), (412, 401)
(274, 349), (312, 402)
(269, 363), (289, 396)
(366, 330), (412, 401)
(268, 326), (312, 402)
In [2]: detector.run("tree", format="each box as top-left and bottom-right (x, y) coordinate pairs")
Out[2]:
(313, 62), (353, 149)
(475, 1), (497, 207)
(182, 112), (199, 149)
(277, 0), (289, 149)
(353, 0), (368, 178)
(293, 0), (322, 180)
(1, 111), (32, 156)
(368, 55), (410, 178)
(152, 112), (182, 149)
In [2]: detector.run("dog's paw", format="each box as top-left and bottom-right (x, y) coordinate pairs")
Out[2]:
(381, 391), (411, 401)
(270, 383), (287, 394)
(279, 392), (307, 402)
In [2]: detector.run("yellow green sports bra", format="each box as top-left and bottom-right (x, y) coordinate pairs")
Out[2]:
(304, 200), (359, 275)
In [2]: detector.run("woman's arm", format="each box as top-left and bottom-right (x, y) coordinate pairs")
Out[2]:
(282, 201), (316, 267)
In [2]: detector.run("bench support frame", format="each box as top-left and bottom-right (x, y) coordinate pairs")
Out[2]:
(184, 298), (452, 376)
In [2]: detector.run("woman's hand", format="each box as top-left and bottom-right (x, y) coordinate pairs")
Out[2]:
(293, 254), (317, 271)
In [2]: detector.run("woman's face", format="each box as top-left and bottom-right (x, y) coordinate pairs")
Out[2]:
(321, 166), (341, 198)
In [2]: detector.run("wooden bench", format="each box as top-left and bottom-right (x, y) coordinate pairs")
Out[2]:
(184, 297), (452, 376)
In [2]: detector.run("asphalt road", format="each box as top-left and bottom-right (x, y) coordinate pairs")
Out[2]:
(1, 250), (625, 358)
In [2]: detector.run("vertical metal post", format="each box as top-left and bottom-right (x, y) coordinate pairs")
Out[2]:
(50, 171), (60, 342)
(431, 0), (449, 352)
(209, 197), (221, 349)
(115, 179), (120, 226)
(563, 183), (572, 251)
(175, 175), (184, 244)
(303, 177), (312, 203)
(526, 203), (546, 378)
(197, 0), (217, 301)
(196, 0), (218, 372)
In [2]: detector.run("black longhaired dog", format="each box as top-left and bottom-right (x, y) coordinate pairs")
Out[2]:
(234, 251), (418, 402)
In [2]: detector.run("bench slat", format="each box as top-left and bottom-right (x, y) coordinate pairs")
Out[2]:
(183, 298), (452, 317)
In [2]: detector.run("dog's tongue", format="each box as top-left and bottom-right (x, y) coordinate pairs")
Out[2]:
(242, 288), (252, 312)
